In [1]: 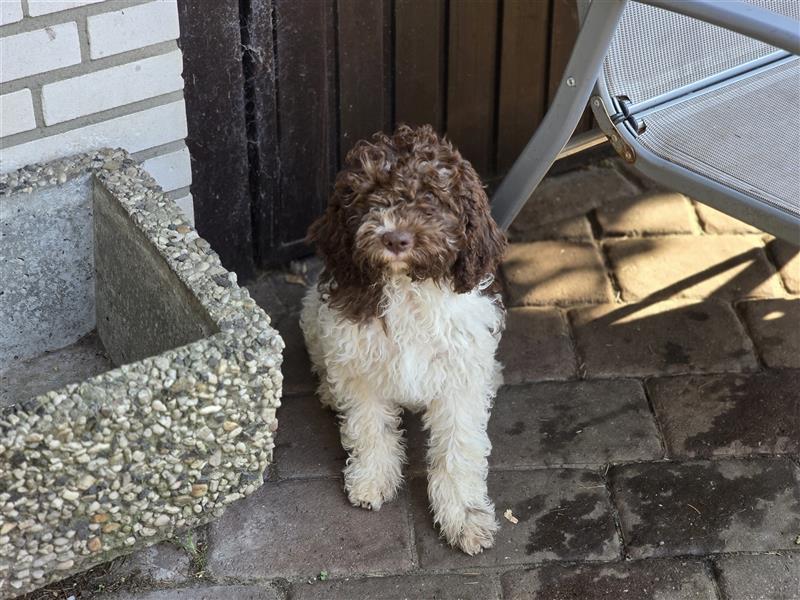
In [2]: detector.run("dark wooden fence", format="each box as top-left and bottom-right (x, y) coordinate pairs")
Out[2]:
(178, 0), (588, 277)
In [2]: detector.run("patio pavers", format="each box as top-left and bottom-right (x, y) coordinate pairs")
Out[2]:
(767, 237), (800, 293)
(647, 371), (800, 458)
(410, 470), (620, 569)
(604, 235), (783, 301)
(204, 478), (414, 580)
(501, 559), (718, 600)
(497, 307), (575, 384)
(78, 158), (800, 600)
(611, 458), (800, 558)
(596, 190), (701, 235)
(714, 553), (800, 600)
(569, 300), (758, 377)
(738, 298), (800, 368)
(694, 202), (762, 234)
(508, 214), (593, 242)
(488, 380), (662, 467)
(503, 241), (614, 306)
(292, 574), (502, 600)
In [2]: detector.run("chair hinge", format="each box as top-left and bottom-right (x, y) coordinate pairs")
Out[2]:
(590, 95), (637, 163)
(615, 95), (647, 135)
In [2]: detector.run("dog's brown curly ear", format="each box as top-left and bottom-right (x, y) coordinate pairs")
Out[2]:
(307, 185), (357, 289)
(451, 162), (507, 293)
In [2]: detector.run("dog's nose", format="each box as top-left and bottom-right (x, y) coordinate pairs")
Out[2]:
(382, 230), (414, 254)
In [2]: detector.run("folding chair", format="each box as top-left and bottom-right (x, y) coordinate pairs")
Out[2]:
(492, 0), (800, 243)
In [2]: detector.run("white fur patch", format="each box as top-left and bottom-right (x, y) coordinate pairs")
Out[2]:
(300, 275), (504, 554)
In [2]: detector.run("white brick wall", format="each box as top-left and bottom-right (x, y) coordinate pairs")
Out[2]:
(0, 22), (81, 83)
(28, 1), (105, 17)
(0, 89), (36, 136)
(42, 50), (184, 124)
(87, 1), (180, 59)
(0, 0), (194, 222)
(0, 1), (23, 26)
(142, 146), (191, 192)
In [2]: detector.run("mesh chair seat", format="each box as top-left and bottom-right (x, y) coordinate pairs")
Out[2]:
(637, 57), (800, 219)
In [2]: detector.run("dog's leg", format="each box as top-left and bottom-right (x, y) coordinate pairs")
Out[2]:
(424, 391), (498, 555)
(338, 391), (405, 511)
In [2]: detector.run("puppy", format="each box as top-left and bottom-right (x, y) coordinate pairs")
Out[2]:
(300, 125), (507, 555)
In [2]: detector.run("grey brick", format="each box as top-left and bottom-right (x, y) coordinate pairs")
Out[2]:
(489, 380), (663, 468)
(739, 299), (800, 368)
(516, 163), (640, 225)
(503, 241), (614, 306)
(205, 479), (413, 579)
(273, 394), (346, 479)
(648, 371), (800, 458)
(605, 235), (783, 301)
(611, 458), (800, 558)
(292, 573), (501, 600)
(498, 308), (576, 384)
(97, 585), (285, 600)
(766, 237), (800, 294)
(570, 300), (758, 377)
(411, 469), (620, 569)
(596, 191), (701, 235)
(104, 542), (191, 586)
(715, 553), (800, 600)
(509, 214), (593, 243)
(694, 202), (761, 234)
(275, 312), (316, 395)
(502, 559), (717, 600)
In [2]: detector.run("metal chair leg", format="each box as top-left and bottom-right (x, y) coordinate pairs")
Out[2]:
(491, 0), (628, 231)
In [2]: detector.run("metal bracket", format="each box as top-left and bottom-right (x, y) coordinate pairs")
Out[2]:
(590, 95), (637, 163)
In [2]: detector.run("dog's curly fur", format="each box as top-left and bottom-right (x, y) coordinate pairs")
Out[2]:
(300, 125), (507, 555)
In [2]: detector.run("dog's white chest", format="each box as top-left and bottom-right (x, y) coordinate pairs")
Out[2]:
(302, 277), (503, 407)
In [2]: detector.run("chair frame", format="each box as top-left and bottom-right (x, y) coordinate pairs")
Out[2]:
(491, 0), (800, 242)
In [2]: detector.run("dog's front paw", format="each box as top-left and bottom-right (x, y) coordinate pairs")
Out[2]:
(344, 478), (397, 511)
(445, 506), (498, 555)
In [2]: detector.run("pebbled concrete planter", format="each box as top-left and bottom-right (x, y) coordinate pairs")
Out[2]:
(0, 150), (283, 598)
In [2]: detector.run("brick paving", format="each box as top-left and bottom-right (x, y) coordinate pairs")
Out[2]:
(74, 159), (798, 599)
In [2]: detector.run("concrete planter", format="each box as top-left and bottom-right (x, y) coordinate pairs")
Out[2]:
(0, 150), (283, 598)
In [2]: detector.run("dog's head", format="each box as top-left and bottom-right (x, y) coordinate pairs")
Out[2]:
(308, 124), (506, 320)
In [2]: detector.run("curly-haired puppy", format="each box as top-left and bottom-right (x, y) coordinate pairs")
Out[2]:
(300, 125), (507, 555)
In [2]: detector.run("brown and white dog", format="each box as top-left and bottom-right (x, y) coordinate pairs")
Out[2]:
(300, 125), (507, 554)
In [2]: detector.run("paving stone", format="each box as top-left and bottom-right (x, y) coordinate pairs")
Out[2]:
(610, 458), (800, 558)
(517, 163), (640, 225)
(273, 394), (346, 479)
(570, 300), (758, 377)
(508, 213), (594, 242)
(605, 235), (783, 301)
(498, 307), (576, 384)
(104, 541), (191, 585)
(694, 201), (762, 234)
(715, 552), (800, 600)
(403, 411), (429, 477)
(766, 237), (800, 293)
(489, 380), (663, 468)
(503, 241), (614, 306)
(411, 469), (620, 569)
(248, 275), (291, 321)
(205, 478), (413, 579)
(275, 312), (316, 394)
(739, 299), (800, 368)
(96, 584), (285, 600)
(292, 573), (501, 600)
(502, 558), (717, 600)
(596, 191), (701, 235)
(648, 371), (800, 458)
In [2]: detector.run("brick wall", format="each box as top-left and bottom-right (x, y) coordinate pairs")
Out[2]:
(0, 0), (194, 222)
